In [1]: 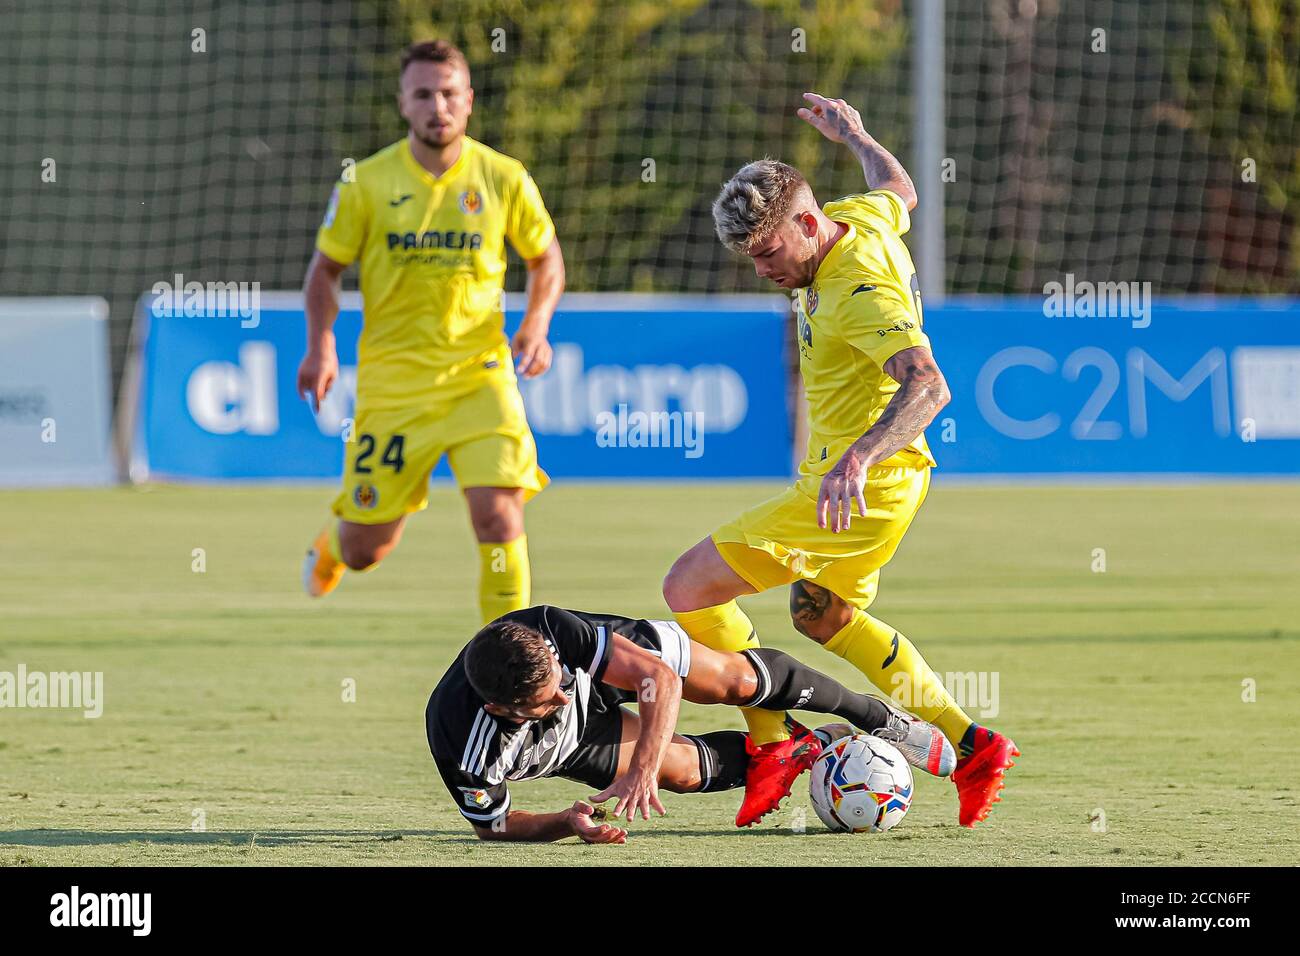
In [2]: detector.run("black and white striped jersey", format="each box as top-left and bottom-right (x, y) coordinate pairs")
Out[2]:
(426, 605), (689, 826)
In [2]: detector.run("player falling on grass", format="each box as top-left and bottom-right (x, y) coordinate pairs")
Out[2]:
(427, 605), (955, 842)
(298, 40), (563, 624)
(662, 93), (1019, 828)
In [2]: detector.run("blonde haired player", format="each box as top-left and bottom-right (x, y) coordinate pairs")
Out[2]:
(663, 93), (1018, 828)
(299, 41), (564, 623)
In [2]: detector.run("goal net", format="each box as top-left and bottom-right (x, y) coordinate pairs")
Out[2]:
(1, 0), (1295, 396)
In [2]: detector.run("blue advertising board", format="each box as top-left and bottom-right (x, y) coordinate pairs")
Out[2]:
(131, 291), (1300, 480)
(928, 297), (1300, 474)
(133, 292), (793, 481)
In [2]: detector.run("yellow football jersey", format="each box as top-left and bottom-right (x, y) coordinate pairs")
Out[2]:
(315, 136), (555, 409)
(794, 189), (936, 483)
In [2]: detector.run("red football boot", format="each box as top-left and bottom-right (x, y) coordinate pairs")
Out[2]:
(735, 719), (823, 828)
(952, 727), (1019, 827)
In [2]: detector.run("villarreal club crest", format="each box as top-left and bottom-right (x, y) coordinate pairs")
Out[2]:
(459, 190), (483, 215)
(352, 484), (379, 511)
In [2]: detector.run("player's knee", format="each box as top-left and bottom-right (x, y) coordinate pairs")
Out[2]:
(795, 614), (851, 644)
(469, 507), (522, 543)
(788, 581), (851, 644)
(661, 556), (696, 612)
(722, 657), (759, 706)
(339, 540), (382, 571)
(661, 761), (701, 794)
(338, 531), (390, 571)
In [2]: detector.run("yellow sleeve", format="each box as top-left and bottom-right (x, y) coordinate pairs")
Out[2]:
(505, 166), (556, 261)
(823, 189), (911, 237)
(315, 178), (368, 266)
(835, 282), (931, 369)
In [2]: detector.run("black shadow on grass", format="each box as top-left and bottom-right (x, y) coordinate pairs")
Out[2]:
(2, 827), (933, 848)
(636, 827), (879, 838)
(0, 829), (459, 847)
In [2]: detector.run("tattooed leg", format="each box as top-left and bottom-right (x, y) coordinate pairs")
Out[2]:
(788, 580), (854, 644)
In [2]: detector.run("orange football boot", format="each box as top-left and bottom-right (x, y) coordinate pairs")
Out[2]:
(302, 528), (345, 598)
(952, 727), (1019, 827)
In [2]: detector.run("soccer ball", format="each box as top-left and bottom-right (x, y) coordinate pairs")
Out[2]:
(809, 733), (913, 833)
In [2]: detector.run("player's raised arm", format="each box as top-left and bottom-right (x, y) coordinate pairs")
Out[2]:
(797, 92), (918, 210)
(587, 634), (683, 822)
(817, 345), (950, 532)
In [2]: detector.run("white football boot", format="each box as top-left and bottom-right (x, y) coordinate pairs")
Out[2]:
(871, 700), (957, 777)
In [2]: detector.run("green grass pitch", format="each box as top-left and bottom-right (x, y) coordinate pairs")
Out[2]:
(1, 480), (1298, 866)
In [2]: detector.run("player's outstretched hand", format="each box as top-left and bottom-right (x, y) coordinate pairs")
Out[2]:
(817, 449), (869, 533)
(797, 92), (868, 145)
(512, 324), (553, 378)
(589, 765), (666, 823)
(296, 348), (339, 412)
(567, 800), (628, 844)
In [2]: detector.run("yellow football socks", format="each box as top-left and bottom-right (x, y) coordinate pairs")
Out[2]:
(674, 601), (790, 744)
(824, 610), (974, 746)
(478, 536), (531, 625)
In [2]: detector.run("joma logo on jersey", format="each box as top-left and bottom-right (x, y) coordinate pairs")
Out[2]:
(386, 231), (483, 251)
(876, 319), (917, 337)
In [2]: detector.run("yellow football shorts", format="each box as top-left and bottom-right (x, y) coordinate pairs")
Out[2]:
(712, 464), (931, 609)
(333, 377), (548, 525)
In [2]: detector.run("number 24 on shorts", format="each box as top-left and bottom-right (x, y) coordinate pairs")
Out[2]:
(354, 433), (406, 474)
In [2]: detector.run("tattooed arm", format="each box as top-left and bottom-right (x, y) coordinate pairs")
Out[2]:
(816, 346), (950, 532)
(796, 92), (918, 210)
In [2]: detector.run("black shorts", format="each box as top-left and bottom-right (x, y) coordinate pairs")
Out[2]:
(553, 618), (693, 790)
